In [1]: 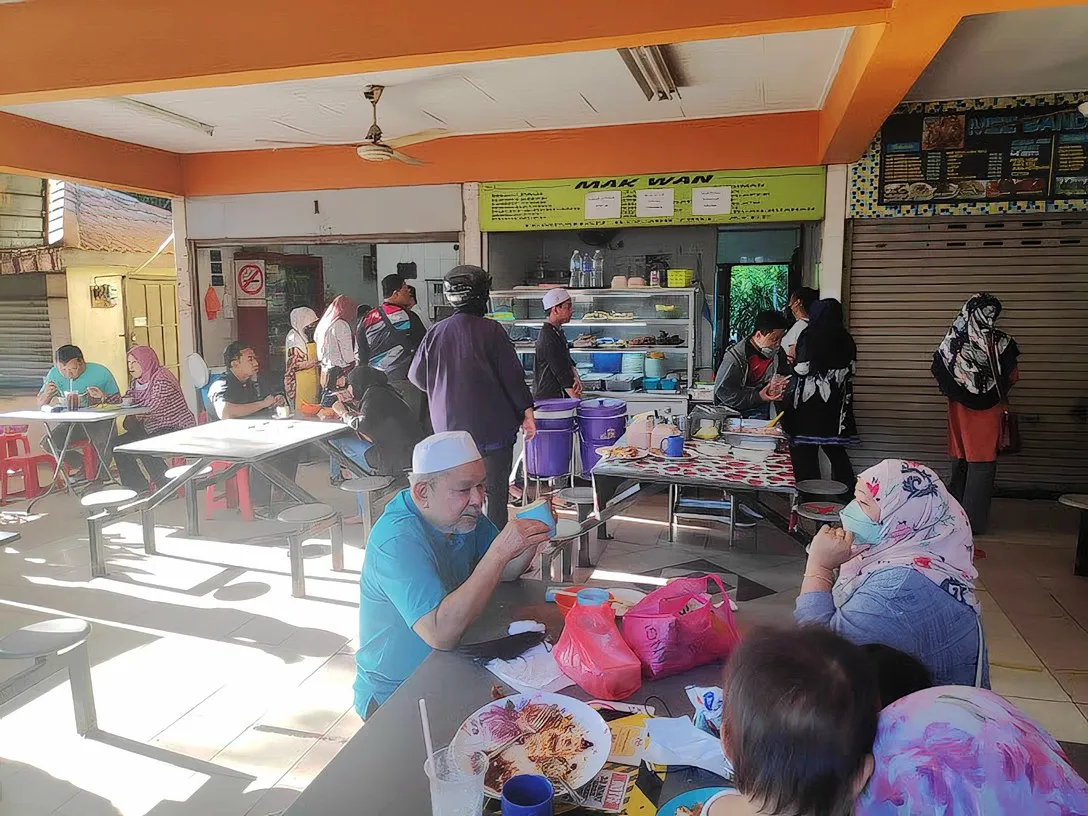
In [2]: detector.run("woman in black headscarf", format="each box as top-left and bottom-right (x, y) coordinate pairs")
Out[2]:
(329, 366), (425, 477)
(782, 298), (858, 488)
(931, 293), (1020, 534)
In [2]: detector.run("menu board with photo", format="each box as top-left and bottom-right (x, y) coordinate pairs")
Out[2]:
(878, 105), (1088, 205)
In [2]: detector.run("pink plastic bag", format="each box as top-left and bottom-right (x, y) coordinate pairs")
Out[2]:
(621, 575), (741, 680)
(554, 602), (642, 700)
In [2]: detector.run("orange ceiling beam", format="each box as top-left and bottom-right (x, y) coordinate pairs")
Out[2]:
(0, 113), (183, 196)
(0, 0), (891, 104)
(181, 113), (821, 196)
(818, 3), (962, 165)
(817, 0), (1088, 165)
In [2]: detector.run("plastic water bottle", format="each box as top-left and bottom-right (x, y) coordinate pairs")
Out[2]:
(582, 251), (593, 287)
(569, 250), (582, 288)
(591, 250), (605, 289)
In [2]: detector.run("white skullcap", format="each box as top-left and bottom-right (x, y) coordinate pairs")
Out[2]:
(412, 431), (482, 475)
(542, 288), (571, 310)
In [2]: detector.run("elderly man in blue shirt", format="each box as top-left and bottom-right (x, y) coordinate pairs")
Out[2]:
(353, 431), (551, 717)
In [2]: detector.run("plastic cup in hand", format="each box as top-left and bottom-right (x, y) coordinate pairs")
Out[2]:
(424, 747), (488, 816)
(502, 774), (554, 815)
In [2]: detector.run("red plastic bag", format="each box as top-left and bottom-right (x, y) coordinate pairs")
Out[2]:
(621, 575), (741, 680)
(554, 602), (642, 700)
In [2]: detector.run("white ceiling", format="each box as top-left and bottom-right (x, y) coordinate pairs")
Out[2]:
(1, 27), (852, 153)
(908, 7), (1088, 102)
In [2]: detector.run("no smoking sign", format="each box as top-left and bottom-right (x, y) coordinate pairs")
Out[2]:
(234, 260), (266, 302)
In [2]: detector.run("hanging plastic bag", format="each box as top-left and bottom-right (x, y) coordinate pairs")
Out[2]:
(554, 601), (642, 701)
(621, 575), (740, 680)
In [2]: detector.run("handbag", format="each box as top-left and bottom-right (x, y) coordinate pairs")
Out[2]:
(988, 337), (1021, 456)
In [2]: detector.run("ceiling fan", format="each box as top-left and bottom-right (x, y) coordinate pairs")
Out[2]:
(256, 84), (449, 164)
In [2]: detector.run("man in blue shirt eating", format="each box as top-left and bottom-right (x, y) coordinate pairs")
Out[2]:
(353, 431), (551, 717)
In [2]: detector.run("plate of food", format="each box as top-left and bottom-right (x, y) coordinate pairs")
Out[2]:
(452, 692), (611, 798)
(657, 787), (741, 816)
(649, 448), (698, 462)
(596, 445), (648, 461)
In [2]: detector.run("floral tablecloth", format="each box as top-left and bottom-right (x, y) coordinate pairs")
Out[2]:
(592, 439), (796, 494)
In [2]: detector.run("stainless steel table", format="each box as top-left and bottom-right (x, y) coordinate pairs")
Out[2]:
(0, 406), (151, 508)
(113, 418), (364, 537)
(285, 580), (728, 816)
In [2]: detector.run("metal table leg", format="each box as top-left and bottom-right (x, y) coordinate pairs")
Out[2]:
(728, 491), (737, 547)
(1077, 509), (1088, 577)
(330, 516), (345, 572)
(27, 422), (77, 511)
(576, 503), (592, 569)
(287, 531), (306, 597)
(141, 507), (157, 555)
(667, 483), (677, 543)
(85, 419), (120, 484)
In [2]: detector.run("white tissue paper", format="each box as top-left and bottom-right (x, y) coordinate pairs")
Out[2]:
(485, 621), (573, 694)
(644, 717), (734, 779)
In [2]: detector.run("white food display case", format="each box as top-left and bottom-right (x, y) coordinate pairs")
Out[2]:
(489, 287), (698, 418)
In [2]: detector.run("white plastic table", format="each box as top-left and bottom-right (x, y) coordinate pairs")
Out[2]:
(0, 406), (151, 508)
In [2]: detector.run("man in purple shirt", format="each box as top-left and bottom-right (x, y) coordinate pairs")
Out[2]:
(409, 265), (536, 529)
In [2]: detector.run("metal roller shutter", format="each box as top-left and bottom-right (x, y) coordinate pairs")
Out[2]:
(0, 298), (52, 389)
(846, 214), (1088, 494)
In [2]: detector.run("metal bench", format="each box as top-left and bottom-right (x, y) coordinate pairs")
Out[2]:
(0, 618), (97, 736)
(338, 476), (394, 547)
(557, 487), (597, 568)
(540, 519), (581, 582)
(277, 503), (344, 598)
(82, 489), (138, 578)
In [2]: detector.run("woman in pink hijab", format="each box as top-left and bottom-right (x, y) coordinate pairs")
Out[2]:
(795, 458), (987, 688)
(314, 294), (357, 371)
(114, 346), (196, 492)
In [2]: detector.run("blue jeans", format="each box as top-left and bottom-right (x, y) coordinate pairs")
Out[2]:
(329, 436), (376, 475)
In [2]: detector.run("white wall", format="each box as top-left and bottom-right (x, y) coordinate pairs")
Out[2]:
(185, 185), (463, 241)
(282, 243), (378, 309)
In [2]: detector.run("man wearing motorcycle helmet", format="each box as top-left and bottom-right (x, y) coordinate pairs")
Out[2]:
(409, 265), (536, 529)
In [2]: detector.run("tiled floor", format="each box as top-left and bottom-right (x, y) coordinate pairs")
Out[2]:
(0, 475), (1084, 814)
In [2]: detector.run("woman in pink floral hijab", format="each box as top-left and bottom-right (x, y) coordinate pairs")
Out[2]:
(795, 459), (987, 688)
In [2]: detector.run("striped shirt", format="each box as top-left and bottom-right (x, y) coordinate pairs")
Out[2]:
(125, 374), (195, 435)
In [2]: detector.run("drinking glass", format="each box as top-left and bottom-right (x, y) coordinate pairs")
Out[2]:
(424, 747), (488, 816)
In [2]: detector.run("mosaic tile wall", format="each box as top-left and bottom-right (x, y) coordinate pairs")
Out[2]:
(848, 92), (1088, 219)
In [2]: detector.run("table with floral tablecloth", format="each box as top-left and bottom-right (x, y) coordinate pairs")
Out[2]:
(592, 438), (796, 494)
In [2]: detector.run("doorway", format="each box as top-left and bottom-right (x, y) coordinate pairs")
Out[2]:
(125, 277), (181, 381)
(713, 226), (802, 367)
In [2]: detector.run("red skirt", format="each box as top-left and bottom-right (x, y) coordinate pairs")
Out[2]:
(947, 400), (1003, 463)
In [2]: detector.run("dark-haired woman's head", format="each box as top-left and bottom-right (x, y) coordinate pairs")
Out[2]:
(861, 643), (932, 707)
(722, 626), (880, 816)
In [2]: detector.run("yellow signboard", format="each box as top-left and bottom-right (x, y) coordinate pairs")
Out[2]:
(480, 166), (826, 231)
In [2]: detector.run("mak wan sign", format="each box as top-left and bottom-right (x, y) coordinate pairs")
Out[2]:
(480, 167), (825, 231)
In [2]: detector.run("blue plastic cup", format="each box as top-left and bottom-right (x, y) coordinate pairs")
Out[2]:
(515, 500), (557, 537)
(576, 587), (610, 607)
(501, 774), (554, 815)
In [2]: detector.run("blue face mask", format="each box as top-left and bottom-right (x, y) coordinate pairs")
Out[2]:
(839, 500), (882, 545)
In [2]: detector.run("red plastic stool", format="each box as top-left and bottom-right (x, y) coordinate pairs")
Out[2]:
(1, 453), (56, 501)
(205, 462), (254, 522)
(0, 432), (30, 458)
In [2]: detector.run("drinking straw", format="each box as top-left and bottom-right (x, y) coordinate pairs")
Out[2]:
(419, 698), (434, 759)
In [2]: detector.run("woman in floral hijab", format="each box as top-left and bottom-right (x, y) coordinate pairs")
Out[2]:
(795, 458), (987, 688)
(931, 292), (1020, 533)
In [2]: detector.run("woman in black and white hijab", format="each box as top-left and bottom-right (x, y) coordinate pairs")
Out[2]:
(931, 293), (1020, 533)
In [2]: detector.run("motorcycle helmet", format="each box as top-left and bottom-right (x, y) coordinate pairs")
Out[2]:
(443, 265), (491, 311)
